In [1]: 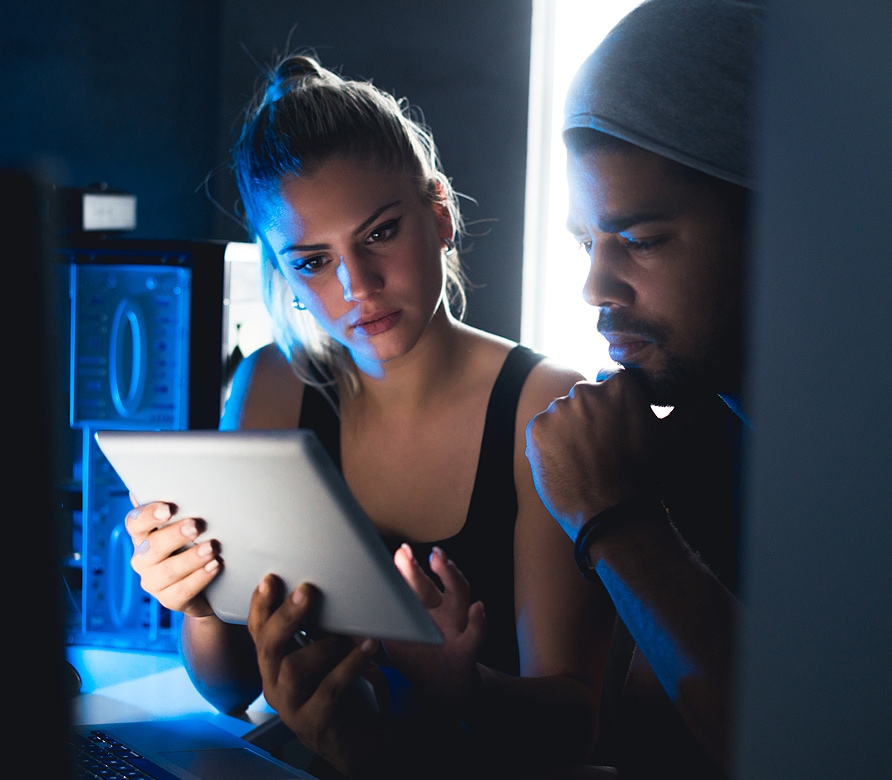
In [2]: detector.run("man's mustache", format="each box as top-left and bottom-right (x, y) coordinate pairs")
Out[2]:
(597, 310), (666, 343)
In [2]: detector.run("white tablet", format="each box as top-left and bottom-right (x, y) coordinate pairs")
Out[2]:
(93, 429), (442, 644)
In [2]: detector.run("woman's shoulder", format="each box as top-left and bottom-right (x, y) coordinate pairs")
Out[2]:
(460, 325), (585, 403)
(219, 343), (305, 430)
(526, 348), (586, 389)
(519, 351), (585, 414)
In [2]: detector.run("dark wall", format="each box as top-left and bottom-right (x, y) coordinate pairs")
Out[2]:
(0, 1), (221, 243)
(734, 1), (892, 776)
(0, 0), (533, 340)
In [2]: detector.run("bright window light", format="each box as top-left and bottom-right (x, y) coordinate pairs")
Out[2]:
(522, 0), (643, 380)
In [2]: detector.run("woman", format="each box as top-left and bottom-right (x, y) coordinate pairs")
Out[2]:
(126, 53), (615, 779)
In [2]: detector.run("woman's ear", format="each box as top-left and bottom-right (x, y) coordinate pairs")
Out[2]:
(439, 218), (455, 250)
(430, 182), (455, 246)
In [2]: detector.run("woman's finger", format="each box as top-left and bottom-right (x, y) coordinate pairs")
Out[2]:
(428, 546), (471, 610)
(125, 501), (174, 541)
(394, 544), (443, 609)
(152, 560), (221, 612)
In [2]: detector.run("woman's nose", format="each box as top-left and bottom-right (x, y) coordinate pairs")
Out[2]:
(337, 253), (383, 302)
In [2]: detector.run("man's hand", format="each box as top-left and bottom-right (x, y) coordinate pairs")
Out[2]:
(524, 371), (662, 541)
(247, 575), (389, 775)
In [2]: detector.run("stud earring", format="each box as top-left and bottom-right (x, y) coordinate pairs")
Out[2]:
(291, 296), (306, 311)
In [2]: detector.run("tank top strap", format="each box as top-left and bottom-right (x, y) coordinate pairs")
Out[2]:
(474, 344), (546, 487)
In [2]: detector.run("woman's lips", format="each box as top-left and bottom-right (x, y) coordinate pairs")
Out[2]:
(353, 309), (401, 336)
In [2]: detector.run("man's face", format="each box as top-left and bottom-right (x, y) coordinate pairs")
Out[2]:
(566, 144), (747, 406)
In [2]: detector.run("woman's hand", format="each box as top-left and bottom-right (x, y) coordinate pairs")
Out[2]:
(386, 544), (486, 708)
(248, 574), (391, 776)
(125, 497), (220, 618)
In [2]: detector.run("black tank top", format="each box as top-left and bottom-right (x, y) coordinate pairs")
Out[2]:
(297, 345), (545, 675)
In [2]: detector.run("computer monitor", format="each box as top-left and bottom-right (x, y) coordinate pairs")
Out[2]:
(5, 166), (74, 776)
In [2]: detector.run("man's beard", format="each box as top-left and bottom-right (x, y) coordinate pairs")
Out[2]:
(621, 357), (708, 407)
(598, 311), (720, 407)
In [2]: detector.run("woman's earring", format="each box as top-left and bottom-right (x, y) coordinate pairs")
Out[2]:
(443, 237), (455, 255)
(291, 296), (306, 311)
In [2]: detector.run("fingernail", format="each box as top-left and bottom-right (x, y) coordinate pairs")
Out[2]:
(429, 546), (445, 562)
(291, 587), (307, 607)
(182, 519), (198, 539)
(204, 558), (220, 572)
(360, 638), (377, 654)
(153, 505), (171, 522)
(197, 541), (213, 558)
(134, 539), (151, 556)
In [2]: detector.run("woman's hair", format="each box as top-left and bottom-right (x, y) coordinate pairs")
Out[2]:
(233, 52), (467, 399)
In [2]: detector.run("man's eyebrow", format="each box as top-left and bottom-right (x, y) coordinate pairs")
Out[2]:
(281, 200), (403, 254)
(567, 211), (670, 235)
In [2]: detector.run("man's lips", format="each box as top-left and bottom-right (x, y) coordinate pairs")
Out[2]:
(352, 309), (402, 336)
(600, 332), (654, 364)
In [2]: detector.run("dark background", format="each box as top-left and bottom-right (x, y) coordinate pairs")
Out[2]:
(0, 0), (533, 340)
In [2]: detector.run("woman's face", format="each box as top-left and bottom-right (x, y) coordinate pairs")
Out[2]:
(258, 156), (453, 373)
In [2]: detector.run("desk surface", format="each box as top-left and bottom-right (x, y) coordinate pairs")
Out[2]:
(67, 644), (277, 737)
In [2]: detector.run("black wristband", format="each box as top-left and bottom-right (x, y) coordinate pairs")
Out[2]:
(573, 497), (668, 581)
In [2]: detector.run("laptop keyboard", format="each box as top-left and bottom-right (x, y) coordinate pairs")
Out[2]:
(71, 729), (181, 780)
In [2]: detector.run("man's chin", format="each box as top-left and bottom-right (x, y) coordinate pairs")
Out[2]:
(621, 364), (709, 408)
(621, 366), (674, 406)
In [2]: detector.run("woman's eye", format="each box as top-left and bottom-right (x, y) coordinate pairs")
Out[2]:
(366, 218), (401, 244)
(577, 239), (593, 255)
(292, 255), (328, 273)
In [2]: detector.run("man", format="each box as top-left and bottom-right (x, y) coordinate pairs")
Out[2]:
(525, 1), (762, 777)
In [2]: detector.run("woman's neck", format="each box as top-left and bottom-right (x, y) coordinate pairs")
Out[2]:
(349, 307), (477, 415)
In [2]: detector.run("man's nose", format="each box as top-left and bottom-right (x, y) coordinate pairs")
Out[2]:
(582, 238), (634, 309)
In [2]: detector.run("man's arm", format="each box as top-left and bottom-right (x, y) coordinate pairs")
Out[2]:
(525, 372), (739, 773)
(582, 503), (738, 771)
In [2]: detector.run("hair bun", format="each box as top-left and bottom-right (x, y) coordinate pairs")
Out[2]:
(264, 54), (327, 106)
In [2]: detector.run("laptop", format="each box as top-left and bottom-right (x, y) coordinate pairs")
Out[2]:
(72, 716), (318, 779)
(93, 428), (442, 644)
